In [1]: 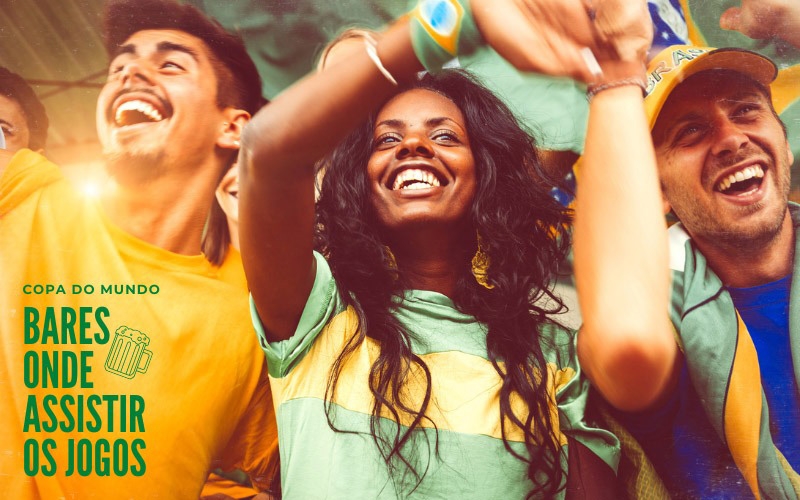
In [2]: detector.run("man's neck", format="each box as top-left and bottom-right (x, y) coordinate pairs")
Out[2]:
(694, 214), (795, 289)
(101, 166), (219, 256)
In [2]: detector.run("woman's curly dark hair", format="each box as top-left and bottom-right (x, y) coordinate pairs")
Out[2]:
(315, 69), (573, 498)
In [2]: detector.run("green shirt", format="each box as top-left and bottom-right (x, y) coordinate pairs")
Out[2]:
(252, 252), (618, 499)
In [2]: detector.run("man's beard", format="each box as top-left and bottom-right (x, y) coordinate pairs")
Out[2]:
(672, 187), (789, 253)
(703, 203), (788, 251)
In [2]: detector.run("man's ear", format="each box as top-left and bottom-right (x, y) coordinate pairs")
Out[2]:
(217, 109), (251, 150)
(788, 140), (795, 167)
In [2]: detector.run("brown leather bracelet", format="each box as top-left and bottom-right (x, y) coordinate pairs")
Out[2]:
(586, 78), (647, 101)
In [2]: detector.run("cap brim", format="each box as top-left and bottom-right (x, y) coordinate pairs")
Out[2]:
(645, 48), (777, 129)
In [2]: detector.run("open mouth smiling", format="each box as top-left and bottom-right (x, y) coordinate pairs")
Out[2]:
(715, 164), (765, 196)
(115, 100), (164, 126)
(387, 166), (448, 191)
(110, 93), (172, 128)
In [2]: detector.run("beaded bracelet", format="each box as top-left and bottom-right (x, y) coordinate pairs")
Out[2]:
(409, 0), (483, 74)
(363, 36), (398, 86)
(586, 78), (647, 101)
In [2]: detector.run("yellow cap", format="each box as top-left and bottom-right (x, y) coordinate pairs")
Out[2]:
(644, 45), (777, 129)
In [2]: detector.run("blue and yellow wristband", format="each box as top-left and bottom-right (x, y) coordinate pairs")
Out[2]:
(409, 0), (483, 73)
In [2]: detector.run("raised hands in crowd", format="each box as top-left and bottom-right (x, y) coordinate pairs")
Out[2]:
(5, 0), (799, 498)
(720, 0), (800, 48)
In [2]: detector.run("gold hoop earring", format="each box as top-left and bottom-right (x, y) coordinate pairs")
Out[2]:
(383, 245), (399, 280)
(471, 233), (494, 289)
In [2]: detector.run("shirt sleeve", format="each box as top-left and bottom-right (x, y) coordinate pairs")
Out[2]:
(0, 149), (62, 217)
(250, 251), (346, 378)
(554, 325), (621, 471)
(214, 361), (281, 494)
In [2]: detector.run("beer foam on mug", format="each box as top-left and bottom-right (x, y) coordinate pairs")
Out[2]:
(115, 326), (150, 345)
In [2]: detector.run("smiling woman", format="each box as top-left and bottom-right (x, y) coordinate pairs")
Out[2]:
(249, 70), (591, 497)
(238, 1), (655, 497)
(307, 72), (583, 499)
(365, 87), (477, 235)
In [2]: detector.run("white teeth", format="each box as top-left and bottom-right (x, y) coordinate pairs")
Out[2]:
(391, 168), (442, 190)
(115, 100), (164, 125)
(716, 164), (764, 193)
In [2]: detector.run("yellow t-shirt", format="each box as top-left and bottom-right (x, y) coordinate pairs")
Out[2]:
(0, 150), (279, 499)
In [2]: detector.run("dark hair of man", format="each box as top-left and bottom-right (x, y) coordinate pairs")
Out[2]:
(0, 67), (49, 150)
(202, 186), (232, 265)
(103, 0), (263, 116)
(316, 70), (572, 498)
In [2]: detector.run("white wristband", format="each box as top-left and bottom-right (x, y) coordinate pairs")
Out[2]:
(364, 37), (398, 86)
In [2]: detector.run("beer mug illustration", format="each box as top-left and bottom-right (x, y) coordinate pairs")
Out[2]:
(105, 326), (153, 379)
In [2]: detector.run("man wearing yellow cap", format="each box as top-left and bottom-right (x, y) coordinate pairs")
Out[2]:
(576, 44), (800, 498)
(682, 0), (800, 199)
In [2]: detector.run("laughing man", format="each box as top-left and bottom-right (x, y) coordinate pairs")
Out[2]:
(0, 0), (278, 498)
(576, 44), (800, 498)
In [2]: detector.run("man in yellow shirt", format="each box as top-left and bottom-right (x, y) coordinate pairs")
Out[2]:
(0, 0), (279, 498)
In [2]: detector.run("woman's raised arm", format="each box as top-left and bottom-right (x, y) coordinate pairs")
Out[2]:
(574, 0), (679, 411)
(239, 0), (608, 342)
(239, 19), (420, 342)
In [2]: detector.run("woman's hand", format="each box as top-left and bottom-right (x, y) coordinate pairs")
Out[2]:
(470, 0), (598, 82)
(592, 0), (652, 64)
(470, 0), (652, 83)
